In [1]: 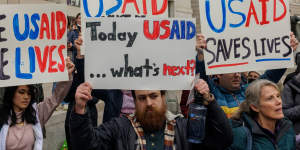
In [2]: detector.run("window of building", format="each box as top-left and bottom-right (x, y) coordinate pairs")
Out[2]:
(67, 0), (80, 7)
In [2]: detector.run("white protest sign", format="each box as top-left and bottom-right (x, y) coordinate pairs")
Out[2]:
(0, 4), (68, 87)
(85, 18), (196, 90)
(199, 0), (294, 75)
(81, 0), (168, 17)
(80, 0), (168, 55)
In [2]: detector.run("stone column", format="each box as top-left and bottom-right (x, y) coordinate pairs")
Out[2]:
(174, 0), (193, 18)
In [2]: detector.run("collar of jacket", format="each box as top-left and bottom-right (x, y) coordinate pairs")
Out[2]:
(166, 111), (183, 121)
(216, 83), (246, 95)
(240, 113), (292, 143)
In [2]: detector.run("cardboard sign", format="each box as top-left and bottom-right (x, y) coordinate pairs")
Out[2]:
(85, 18), (196, 90)
(0, 4), (68, 87)
(81, 0), (168, 17)
(199, 0), (294, 75)
(80, 0), (168, 55)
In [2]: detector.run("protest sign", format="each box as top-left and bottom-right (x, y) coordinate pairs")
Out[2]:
(199, 0), (294, 75)
(81, 0), (168, 18)
(85, 18), (196, 90)
(0, 4), (68, 87)
(80, 0), (168, 55)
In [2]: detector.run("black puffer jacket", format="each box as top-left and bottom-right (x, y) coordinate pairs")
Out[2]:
(70, 100), (232, 150)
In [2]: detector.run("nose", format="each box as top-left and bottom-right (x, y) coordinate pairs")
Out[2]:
(235, 73), (241, 77)
(275, 96), (282, 105)
(24, 92), (30, 100)
(146, 97), (153, 107)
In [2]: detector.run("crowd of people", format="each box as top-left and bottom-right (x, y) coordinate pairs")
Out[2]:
(0, 12), (300, 150)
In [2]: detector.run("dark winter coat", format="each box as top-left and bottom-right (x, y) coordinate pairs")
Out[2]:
(283, 72), (300, 133)
(228, 113), (295, 150)
(70, 100), (233, 150)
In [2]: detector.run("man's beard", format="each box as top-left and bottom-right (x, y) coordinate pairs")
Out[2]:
(136, 103), (167, 133)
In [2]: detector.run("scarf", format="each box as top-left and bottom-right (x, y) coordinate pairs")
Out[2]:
(127, 114), (176, 150)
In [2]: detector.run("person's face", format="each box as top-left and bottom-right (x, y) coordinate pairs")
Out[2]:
(76, 15), (81, 25)
(13, 85), (31, 112)
(252, 85), (284, 122)
(248, 72), (260, 80)
(242, 72), (248, 78)
(135, 90), (166, 132)
(217, 73), (241, 92)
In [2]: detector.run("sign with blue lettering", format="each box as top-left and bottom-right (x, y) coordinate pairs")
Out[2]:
(85, 18), (197, 90)
(80, 0), (168, 55)
(199, 0), (294, 75)
(0, 4), (68, 87)
(81, 0), (168, 17)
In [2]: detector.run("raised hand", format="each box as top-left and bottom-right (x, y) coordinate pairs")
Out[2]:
(75, 82), (93, 114)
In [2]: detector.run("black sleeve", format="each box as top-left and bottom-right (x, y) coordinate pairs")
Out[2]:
(91, 89), (109, 103)
(70, 108), (120, 150)
(196, 56), (209, 82)
(201, 100), (233, 150)
(260, 68), (287, 83)
(64, 58), (85, 103)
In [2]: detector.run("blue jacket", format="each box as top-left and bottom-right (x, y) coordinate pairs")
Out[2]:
(228, 113), (295, 150)
(67, 28), (80, 61)
(196, 57), (286, 117)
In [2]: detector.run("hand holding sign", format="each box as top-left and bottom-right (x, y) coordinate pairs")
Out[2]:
(290, 32), (299, 51)
(196, 34), (207, 50)
(75, 82), (93, 114)
(66, 57), (75, 79)
(74, 34), (83, 59)
(196, 34), (206, 61)
(194, 79), (210, 96)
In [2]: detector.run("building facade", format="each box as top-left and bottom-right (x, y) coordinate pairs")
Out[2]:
(291, 0), (300, 16)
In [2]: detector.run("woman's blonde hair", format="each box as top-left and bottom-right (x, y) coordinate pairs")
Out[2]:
(232, 79), (280, 120)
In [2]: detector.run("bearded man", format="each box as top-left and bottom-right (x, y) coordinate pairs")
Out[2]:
(70, 79), (232, 150)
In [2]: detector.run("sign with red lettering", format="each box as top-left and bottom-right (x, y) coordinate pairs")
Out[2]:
(85, 18), (196, 89)
(199, 0), (294, 75)
(81, 0), (168, 18)
(0, 4), (68, 87)
(80, 0), (168, 55)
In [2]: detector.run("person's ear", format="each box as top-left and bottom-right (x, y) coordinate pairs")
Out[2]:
(250, 104), (259, 113)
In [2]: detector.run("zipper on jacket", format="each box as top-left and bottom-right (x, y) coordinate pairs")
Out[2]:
(232, 94), (240, 105)
(274, 144), (279, 150)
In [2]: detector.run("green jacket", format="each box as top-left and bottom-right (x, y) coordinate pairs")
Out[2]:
(228, 113), (295, 150)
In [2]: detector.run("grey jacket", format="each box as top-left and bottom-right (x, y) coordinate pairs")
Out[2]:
(282, 72), (300, 133)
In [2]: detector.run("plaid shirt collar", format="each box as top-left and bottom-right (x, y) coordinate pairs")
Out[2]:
(127, 114), (176, 150)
